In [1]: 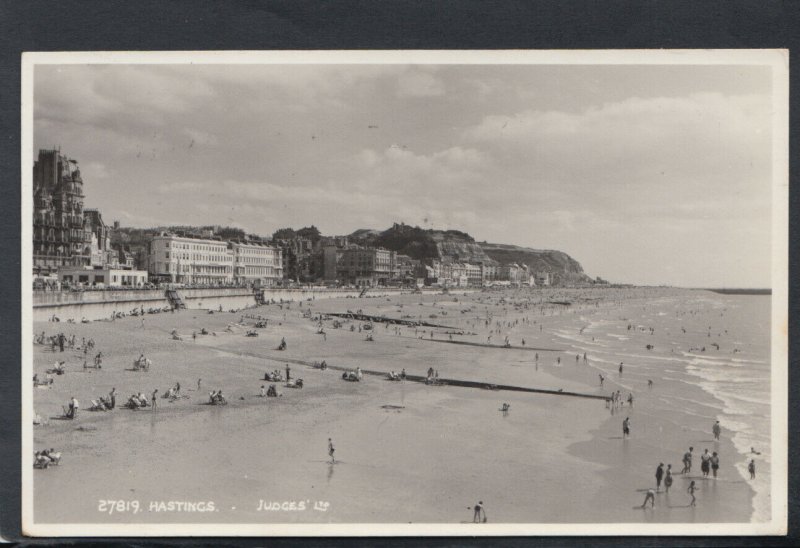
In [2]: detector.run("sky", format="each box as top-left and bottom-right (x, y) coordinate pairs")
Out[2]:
(33, 61), (776, 287)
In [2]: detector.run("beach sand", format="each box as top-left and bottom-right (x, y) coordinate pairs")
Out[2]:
(31, 287), (767, 524)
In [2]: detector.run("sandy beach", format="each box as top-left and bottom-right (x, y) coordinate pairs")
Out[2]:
(30, 287), (769, 524)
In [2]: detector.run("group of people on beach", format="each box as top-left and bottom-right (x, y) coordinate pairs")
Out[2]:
(641, 419), (744, 510)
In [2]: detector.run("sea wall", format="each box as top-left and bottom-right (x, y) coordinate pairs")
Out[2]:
(32, 287), (474, 322)
(33, 288), (259, 322)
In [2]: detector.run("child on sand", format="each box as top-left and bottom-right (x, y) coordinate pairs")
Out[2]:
(713, 420), (721, 441)
(622, 417), (631, 438)
(328, 438), (335, 464)
(641, 489), (655, 508)
(687, 480), (698, 506)
(664, 465), (673, 493)
(748, 459), (756, 479)
(472, 501), (486, 523)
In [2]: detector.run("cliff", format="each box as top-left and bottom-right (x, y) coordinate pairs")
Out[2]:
(478, 243), (590, 284)
(349, 224), (591, 283)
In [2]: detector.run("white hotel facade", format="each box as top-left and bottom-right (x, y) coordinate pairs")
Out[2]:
(231, 241), (283, 287)
(147, 234), (283, 286)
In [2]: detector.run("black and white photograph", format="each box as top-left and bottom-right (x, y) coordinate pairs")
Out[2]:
(21, 50), (788, 536)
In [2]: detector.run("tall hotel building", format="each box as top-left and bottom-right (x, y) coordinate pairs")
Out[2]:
(231, 241), (283, 287)
(147, 234), (234, 285)
(32, 149), (92, 274)
(148, 234), (283, 286)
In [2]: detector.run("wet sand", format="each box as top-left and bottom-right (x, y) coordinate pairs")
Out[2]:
(31, 287), (765, 524)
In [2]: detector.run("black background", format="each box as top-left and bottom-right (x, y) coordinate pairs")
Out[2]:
(0, 1), (797, 546)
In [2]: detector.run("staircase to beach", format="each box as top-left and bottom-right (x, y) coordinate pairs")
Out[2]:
(165, 290), (186, 309)
(254, 290), (266, 305)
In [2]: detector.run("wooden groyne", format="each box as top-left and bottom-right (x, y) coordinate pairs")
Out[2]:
(211, 346), (606, 402)
(420, 338), (562, 352)
(327, 312), (461, 330)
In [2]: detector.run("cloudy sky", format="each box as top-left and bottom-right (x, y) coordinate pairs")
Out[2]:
(33, 60), (775, 287)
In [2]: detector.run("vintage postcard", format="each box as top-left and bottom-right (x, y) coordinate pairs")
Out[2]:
(21, 50), (788, 536)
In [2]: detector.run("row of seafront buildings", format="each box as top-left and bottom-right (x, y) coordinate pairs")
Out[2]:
(146, 235), (551, 289)
(32, 148), (285, 289)
(317, 240), (551, 288)
(32, 148), (552, 290)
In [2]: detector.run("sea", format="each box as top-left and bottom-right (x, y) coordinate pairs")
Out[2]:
(550, 291), (772, 521)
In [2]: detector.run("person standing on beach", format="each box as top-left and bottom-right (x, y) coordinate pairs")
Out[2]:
(622, 417), (631, 438)
(197, 378), (201, 391)
(710, 452), (720, 478)
(664, 465), (673, 493)
(599, 374), (604, 387)
(655, 463), (664, 491)
(286, 364), (291, 381)
(67, 396), (78, 419)
(473, 501), (485, 522)
(713, 420), (721, 441)
(700, 449), (711, 477)
(151, 389), (158, 410)
(681, 447), (694, 474)
(260, 385), (266, 397)
(328, 438), (335, 464)
(618, 362), (623, 375)
(748, 459), (756, 479)
(109, 387), (116, 409)
(687, 480), (698, 506)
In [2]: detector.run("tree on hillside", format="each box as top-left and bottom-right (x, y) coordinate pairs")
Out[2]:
(215, 226), (246, 241)
(296, 225), (321, 242)
(272, 228), (296, 241)
(376, 224), (440, 260)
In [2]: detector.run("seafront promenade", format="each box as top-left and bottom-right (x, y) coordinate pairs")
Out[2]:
(32, 286), (460, 322)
